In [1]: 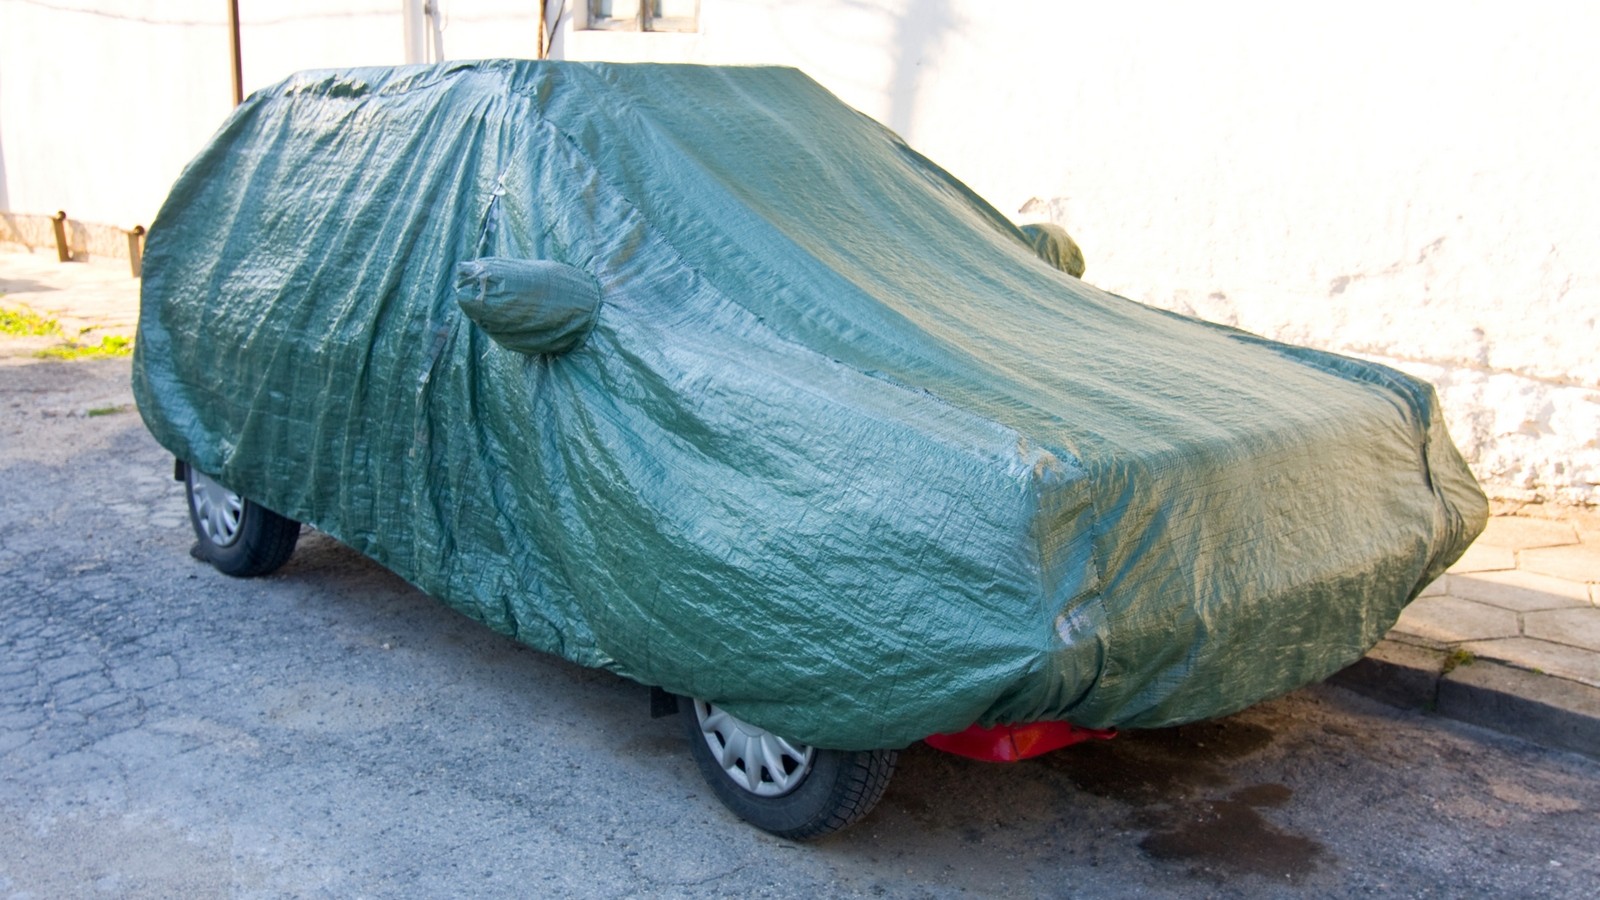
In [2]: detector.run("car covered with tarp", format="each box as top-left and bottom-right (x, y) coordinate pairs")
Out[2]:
(133, 60), (1487, 838)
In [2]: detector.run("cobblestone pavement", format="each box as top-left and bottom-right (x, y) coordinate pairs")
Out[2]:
(1400, 514), (1600, 687)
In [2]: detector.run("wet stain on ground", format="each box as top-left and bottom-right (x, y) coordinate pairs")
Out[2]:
(1230, 782), (1292, 808)
(1139, 784), (1323, 883)
(1043, 718), (1327, 882)
(1041, 719), (1275, 804)
(1136, 719), (1278, 759)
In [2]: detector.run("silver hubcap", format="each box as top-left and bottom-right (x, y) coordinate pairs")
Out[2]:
(189, 469), (244, 548)
(693, 699), (815, 797)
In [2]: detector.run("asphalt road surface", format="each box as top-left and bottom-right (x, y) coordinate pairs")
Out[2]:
(3, 353), (1598, 898)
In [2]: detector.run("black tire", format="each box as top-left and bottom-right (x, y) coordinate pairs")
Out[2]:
(681, 697), (897, 840)
(182, 462), (300, 577)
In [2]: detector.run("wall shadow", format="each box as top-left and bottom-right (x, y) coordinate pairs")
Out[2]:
(855, 0), (964, 138)
(0, 70), (10, 212)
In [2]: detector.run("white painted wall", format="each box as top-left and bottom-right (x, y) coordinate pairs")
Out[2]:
(3, 1), (1594, 503)
(561, 1), (1600, 506)
(0, 0), (539, 228)
(1, 0), (230, 228)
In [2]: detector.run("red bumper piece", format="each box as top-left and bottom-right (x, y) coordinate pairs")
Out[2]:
(924, 721), (1117, 762)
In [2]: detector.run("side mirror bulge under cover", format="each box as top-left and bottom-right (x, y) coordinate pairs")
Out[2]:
(454, 256), (601, 356)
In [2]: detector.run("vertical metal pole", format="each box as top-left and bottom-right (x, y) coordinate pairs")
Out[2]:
(126, 226), (146, 279)
(51, 211), (71, 263)
(538, 1), (548, 59)
(228, 0), (243, 106)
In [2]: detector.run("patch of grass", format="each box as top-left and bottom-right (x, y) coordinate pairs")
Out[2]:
(0, 305), (63, 337)
(34, 334), (134, 360)
(1441, 648), (1476, 674)
(87, 403), (133, 417)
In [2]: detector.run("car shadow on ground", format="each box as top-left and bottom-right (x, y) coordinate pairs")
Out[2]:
(257, 529), (1335, 890)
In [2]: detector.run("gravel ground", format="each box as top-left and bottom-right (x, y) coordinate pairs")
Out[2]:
(3, 352), (1598, 898)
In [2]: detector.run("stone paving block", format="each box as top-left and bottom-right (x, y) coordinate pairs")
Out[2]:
(1523, 607), (1600, 654)
(1518, 544), (1600, 584)
(1438, 660), (1600, 761)
(1417, 575), (1448, 597)
(0, 247), (140, 339)
(1447, 569), (1591, 612)
(1446, 543), (1516, 574)
(1460, 637), (1600, 688)
(1393, 595), (1519, 644)
(1475, 516), (1580, 550)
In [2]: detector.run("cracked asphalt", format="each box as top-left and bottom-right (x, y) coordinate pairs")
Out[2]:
(3, 352), (1600, 898)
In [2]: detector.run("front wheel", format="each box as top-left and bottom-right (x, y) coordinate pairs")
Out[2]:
(183, 462), (300, 577)
(681, 697), (897, 840)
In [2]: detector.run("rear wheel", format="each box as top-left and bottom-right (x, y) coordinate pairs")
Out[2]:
(681, 697), (897, 840)
(183, 463), (300, 577)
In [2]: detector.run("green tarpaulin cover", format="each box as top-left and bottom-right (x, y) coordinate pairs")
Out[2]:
(133, 61), (1486, 750)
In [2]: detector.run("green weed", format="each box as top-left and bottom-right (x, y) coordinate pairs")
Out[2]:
(0, 305), (63, 337)
(34, 334), (133, 360)
(87, 404), (133, 417)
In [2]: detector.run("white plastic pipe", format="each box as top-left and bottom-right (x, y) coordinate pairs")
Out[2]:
(402, 0), (426, 64)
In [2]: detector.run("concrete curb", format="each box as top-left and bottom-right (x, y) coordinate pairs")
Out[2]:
(1330, 638), (1600, 761)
